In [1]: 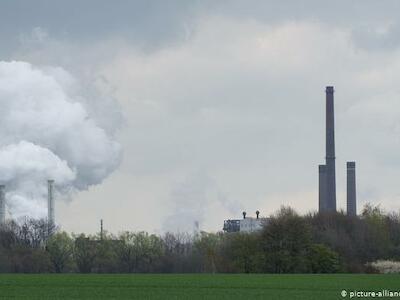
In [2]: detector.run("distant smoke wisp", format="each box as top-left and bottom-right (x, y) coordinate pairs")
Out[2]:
(0, 61), (122, 219)
(163, 172), (243, 233)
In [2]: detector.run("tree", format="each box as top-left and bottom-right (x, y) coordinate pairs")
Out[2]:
(47, 232), (74, 273)
(194, 232), (220, 273)
(161, 232), (199, 273)
(221, 232), (264, 273)
(261, 206), (312, 273)
(73, 234), (97, 273)
(93, 232), (120, 273)
(117, 231), (164, 273)
(17, 218), (56, 248)
(308, 211), (360, 271)
(0, 221), (18, 249)
(0, 246), (11, 272)
(308, 244), (339, 273)
(359, 204), (390, 262)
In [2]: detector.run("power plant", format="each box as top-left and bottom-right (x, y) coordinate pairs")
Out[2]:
(223, 86), (359, 230)
(0, 180), (56, 225)
(1, 86), (360, 230)
(318, 86), (358, 215)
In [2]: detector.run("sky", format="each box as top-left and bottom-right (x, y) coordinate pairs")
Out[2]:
(1, 0), (400, 234)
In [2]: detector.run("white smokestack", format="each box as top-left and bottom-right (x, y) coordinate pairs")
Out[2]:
(0, 185), (5, 224)
(48, 180), (55, 224)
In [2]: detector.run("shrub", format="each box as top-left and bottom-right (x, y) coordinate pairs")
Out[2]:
(368, 260), (400, 274)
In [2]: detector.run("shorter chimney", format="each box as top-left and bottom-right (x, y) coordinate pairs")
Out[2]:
(347, 162), (357, 216)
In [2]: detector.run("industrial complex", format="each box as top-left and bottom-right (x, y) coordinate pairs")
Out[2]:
(223, 86), (358, 232)
(1, 86), (358, 231)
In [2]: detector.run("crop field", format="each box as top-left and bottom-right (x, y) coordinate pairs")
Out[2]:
(0, 274), (399, 299)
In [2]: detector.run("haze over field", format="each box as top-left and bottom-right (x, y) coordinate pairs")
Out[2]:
(1, 1), (400, 233)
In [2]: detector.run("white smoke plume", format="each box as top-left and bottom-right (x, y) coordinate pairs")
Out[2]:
(163, 172), (243, 233)
(0, 61), (122, 219)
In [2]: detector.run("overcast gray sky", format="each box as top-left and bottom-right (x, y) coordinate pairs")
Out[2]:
(1, 0), (400, 234)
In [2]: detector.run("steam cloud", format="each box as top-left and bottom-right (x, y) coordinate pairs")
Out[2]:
(163, 172), (243, 233)
(0, 61), (121, 219)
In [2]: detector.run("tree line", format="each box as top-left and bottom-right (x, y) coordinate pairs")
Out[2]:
(1, 204), (399, 273)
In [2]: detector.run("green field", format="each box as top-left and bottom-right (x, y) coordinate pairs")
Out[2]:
(0, 274), (399, 299)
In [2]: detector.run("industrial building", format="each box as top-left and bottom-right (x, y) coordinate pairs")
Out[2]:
(223, 211), (266, 233)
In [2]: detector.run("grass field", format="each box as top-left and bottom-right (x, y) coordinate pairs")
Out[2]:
(0, 274), (399, 299)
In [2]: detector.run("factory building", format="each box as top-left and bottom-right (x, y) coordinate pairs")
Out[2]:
(223, 211), (266, 233)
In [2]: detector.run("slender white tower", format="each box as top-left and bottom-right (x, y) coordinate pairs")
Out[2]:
(48, 180), (55, 225)
(0, 185), (5, 224)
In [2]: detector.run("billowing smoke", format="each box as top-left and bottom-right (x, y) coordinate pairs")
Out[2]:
(163, 172), (243, 233)
(0, 61), (121, 219)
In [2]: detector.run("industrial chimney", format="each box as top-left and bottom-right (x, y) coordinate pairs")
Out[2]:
(324, 86), (337, 212)
(347, 162), (357, 216)
(48, 180), (55, 225)
(318, 165), (327, 212)
(0, 185), (5, 224)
